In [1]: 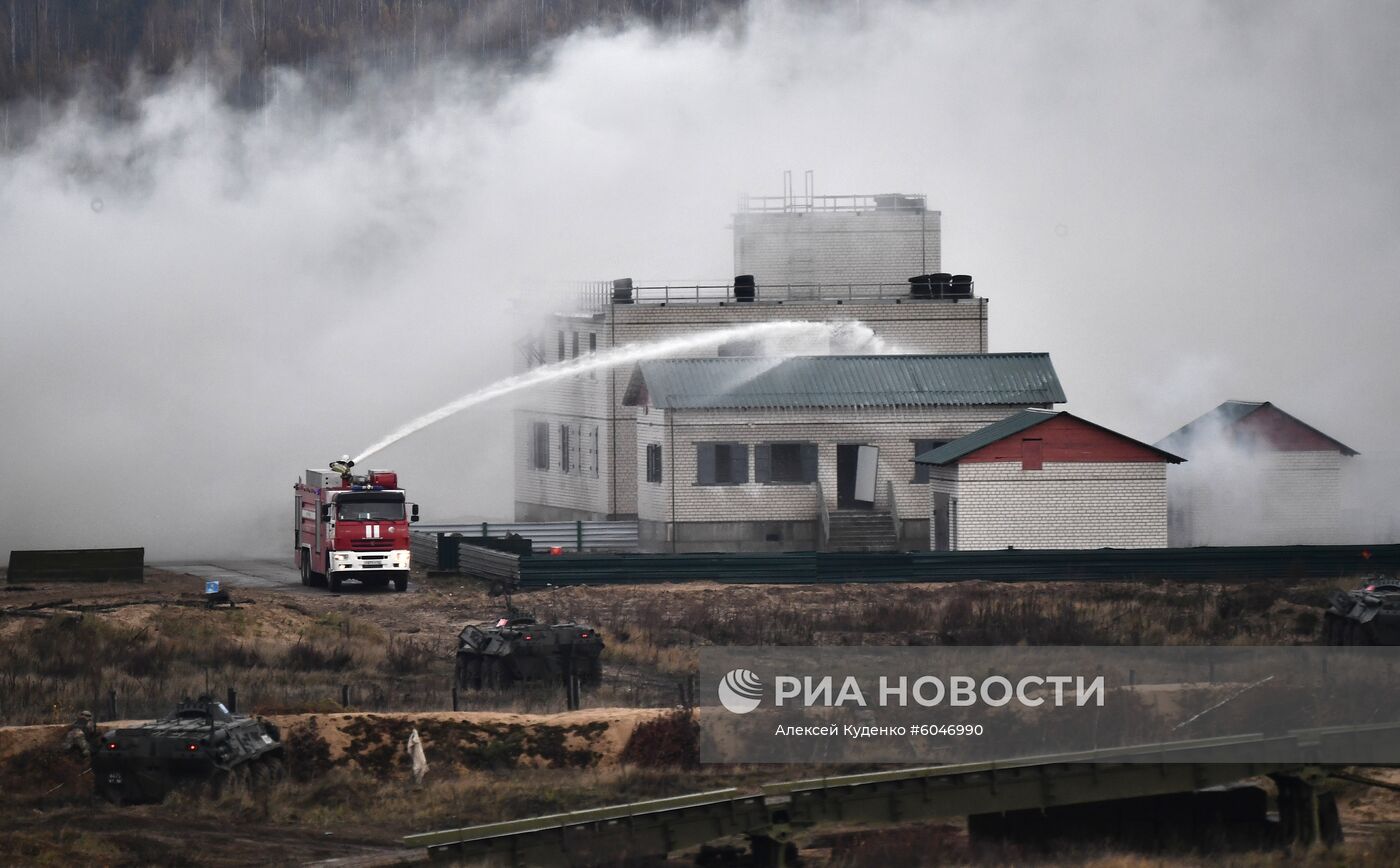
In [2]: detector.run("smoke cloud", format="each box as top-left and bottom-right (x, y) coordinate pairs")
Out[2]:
(2, 1), (1398, 561)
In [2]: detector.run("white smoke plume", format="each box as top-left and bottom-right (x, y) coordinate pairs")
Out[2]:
(2, 1), (1398, 560)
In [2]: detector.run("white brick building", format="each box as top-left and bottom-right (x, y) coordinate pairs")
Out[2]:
(916, 410), (1183, 551)
(622, 355), (1066, 552)
(513, 282), (990, 522)
(1157, 401), (1358, 546)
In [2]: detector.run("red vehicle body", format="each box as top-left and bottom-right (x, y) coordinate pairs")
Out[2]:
(294, 463), (418, 592)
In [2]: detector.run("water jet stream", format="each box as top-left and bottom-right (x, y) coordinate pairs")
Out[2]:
(354, 319), (882, 463)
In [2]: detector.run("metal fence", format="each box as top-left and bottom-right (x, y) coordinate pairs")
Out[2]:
(470, 543), (1400, 590)
(576, 280), (975, 310)
(412, 522), (638, 565)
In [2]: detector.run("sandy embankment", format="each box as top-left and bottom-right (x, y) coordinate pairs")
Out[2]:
(1, 707), (667, 768)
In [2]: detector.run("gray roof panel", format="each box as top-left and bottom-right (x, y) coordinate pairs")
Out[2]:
(624, 354), (1066, 411)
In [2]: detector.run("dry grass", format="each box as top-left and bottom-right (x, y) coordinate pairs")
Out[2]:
(523, 579), (1340, 689)
(0, 575), (1350, 725)
(162, 764), (740, 838)
(0, 601), (454, 724)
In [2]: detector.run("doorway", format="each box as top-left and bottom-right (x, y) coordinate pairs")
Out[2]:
(836, 444), (878, 509)
(933, 492), (950, 550)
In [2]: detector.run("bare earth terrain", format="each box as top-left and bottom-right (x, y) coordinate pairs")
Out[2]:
(2, 565), (1398, 866)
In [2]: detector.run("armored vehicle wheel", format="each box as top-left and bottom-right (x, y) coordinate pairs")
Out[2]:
(264, 756), (286, 782)
(97, 777), (125, 806)
(484, 657), (514, 690)
(452, 655), (483, 689)
(1322, 614), (1339, 645)
(206, 769), (230, 799)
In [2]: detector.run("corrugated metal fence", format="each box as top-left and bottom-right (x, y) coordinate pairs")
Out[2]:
(435, 542), (1400, 590)
(411, 522), (639, 570)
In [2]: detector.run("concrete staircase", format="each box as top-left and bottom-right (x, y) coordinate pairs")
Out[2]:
(826, 509), (899, 552)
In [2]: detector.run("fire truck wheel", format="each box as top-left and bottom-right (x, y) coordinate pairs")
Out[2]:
(393, 573), (408, 593)
(329, 572), (342, 592)
(299, 555), (310, 586)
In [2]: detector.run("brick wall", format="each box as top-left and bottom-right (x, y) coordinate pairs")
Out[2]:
(635, 405), (1033, 527)
(936, 462), (1168, 550)
(733, 209), (942, 285)
(1169, 450), (1344, 545)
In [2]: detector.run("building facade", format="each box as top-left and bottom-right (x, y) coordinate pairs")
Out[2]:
(1156, 401), (1358, 546)
(733, 193), (941, 286)
(917, 410), (1183, 551)
(624, 355), (1065, 552)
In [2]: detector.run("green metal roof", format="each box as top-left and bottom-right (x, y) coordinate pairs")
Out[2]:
(624, 354), (1066, 411)
(915, 410), (1186, 466)
(1157, 400), (1358, 456)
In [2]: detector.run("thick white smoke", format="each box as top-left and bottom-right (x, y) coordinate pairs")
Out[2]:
(2, 1), (1398, 560)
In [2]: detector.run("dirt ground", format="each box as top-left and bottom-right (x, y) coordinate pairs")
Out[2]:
(3, 568), (1398, 866)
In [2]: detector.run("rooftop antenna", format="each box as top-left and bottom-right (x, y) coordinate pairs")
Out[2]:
(804, 170), (814, 211)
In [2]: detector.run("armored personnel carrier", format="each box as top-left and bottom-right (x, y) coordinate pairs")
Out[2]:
(93, 696), (284, 804)
(1323, 579), (1400, 645)
(455, 616), (604, 690)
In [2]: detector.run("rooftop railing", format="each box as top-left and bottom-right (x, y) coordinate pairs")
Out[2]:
(737, 192), (928, 213)
(573, 280), (975, 311)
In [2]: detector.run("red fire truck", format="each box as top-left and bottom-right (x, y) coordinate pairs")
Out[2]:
(294, 459), (418, 592)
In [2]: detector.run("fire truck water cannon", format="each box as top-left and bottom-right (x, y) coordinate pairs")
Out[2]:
(293, 459), (418, 593)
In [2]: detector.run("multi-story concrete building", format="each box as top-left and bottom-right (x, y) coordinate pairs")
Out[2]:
(916, 410), (1183, 551)
(622, 354), (1065, 552)
(513, 192), (987, 524)
(1157, 400), (1358, 546)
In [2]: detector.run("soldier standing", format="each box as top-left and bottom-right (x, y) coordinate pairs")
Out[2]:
(63, 710), (97, 761)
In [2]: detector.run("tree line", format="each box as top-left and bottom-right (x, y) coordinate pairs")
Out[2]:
(0, 0), (744, 106)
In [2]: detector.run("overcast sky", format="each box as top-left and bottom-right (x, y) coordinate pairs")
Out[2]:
(2, 0), (1397, 560)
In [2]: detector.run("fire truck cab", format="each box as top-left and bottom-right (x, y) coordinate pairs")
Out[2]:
(294, 461), (418, 592)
